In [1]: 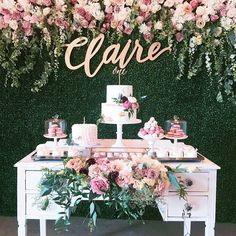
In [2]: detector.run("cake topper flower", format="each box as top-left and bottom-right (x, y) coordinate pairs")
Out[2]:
(113, 94), (139, 118)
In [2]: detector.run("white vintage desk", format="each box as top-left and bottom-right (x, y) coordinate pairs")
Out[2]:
(14, 139), (220, 236)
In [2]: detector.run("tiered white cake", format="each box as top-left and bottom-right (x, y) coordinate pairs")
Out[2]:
(101, 85), (139, 123)
(72, 124), (98, 146)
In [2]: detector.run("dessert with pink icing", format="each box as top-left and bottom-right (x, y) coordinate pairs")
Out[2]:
(165, 116), (187, 138)
(138, 117), (164, 139)
(45, 115), (66, 137)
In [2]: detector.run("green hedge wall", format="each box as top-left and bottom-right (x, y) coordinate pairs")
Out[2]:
(0, 39), (236, 223)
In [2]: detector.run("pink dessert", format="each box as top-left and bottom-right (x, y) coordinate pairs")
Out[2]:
(138, 117), (164, 138)
(166, 121), (186, 138)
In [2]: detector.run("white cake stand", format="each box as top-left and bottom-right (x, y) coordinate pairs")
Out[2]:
(165, 135), (188, 149)
(44, 134), (67, 146)
(102, 119), (141, 149)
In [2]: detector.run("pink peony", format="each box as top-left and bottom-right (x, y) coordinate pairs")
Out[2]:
(90, 176), (110, 195)
(175, 32), (184, 42)
(116, 172), (133, 188)
(96, 158), (110, 172)
(66, 158), (85, 173)
(123, 100), (132, 109)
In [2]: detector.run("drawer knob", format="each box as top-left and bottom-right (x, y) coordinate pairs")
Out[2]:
(185, 179), (193, 187)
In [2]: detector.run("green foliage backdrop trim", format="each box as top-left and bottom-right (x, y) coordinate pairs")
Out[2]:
(0, 49), (236, 223)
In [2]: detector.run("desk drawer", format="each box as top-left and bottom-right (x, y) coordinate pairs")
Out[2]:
(25, 171), (43, 190)
(169, 173), (209, 192)
(166, 195), (208, 218)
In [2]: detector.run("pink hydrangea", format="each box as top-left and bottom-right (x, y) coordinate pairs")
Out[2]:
(90, 176), (110, 195)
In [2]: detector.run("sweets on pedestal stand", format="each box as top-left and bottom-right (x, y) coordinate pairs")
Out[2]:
(165, 116), (187, 150)
(44, 116), (67, 147)
(138, 117), (164, 156)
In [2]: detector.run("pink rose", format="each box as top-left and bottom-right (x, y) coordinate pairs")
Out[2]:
(190, 0), (198, 10)
(210, 15), (219, 23)
(175, 32), (184, 42)
(123, 100), (132, 109)
(144, 0), (151, 5)
(15, 3), (24, 12)
(124, 27), (133, 35)
(12, 12), (22, 21)
(70, 0), (77, 5)
(85, 12), (93, 22)
(29, 0), (37, 4)
(90, 176), (109, 195)
(1, 8), (10, 16)
(136, 15), (144, 25)
(0, 17), (8, 29)
(76, 7), (86, 17)
(42, 0), (52, 7)
(22, 21), (33, 36)
(81, 19), (89, 28)
(144, 32), (154, 42)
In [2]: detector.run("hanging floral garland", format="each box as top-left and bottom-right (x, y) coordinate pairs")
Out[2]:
(0, 0), (235, 103)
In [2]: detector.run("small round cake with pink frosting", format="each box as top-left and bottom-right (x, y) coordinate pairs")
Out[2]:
(138, 117), (164, 139)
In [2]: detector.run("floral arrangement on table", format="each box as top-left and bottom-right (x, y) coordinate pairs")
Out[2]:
(0, 0), (235, 103)
(40, 154), (187, 231)
(113, 93), (139, 118)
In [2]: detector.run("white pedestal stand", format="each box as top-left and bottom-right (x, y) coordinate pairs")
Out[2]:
(165, 135), (188, 149)
(102, 119), (141, 150)
(43, 134), (67, 148)
(138, 133), (164, 157)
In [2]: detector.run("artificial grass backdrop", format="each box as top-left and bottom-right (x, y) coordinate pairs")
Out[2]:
(0, 38), (236, 223)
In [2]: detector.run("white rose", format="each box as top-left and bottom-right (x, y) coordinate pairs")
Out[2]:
(139, 23), (149, 34)
(152, 4), (161, 13)
(127, 96), (137, 103)
(126, 0), (133, 6)
(175, 23), (183, 31)
(154, 21), (163, 30)
(9, 20), (18, 30)
(43, 7), (51, 16)
(196, 6), (206, 16)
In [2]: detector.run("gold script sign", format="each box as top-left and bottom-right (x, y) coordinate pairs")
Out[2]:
(65, 34), (170, 77)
